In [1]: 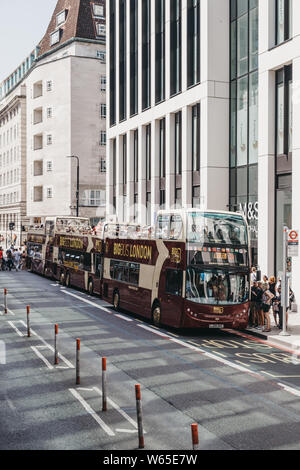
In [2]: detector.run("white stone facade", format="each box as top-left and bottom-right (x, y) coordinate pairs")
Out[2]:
(0, 84), (27, 248)
(26, 40), (107, 223)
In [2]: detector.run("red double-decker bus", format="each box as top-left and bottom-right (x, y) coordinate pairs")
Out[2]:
(27, 217), (104, 296)
(102, 210), (250, 329)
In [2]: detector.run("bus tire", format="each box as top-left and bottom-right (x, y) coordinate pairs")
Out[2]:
(152, 302), (161, 327)
(65, 272), (71, 288)
(88, 279), (94, 296)
(113, 290), (120, 311)
(60, 272), (65, 285)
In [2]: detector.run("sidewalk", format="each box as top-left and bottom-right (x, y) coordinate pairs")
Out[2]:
(246, 310), (300, 353)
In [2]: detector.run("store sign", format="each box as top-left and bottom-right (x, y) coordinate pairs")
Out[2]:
(239, 202), (258, 239)
(288, 230), (299, 257)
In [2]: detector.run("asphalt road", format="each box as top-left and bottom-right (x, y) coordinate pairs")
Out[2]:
(1, 271), (300, 450)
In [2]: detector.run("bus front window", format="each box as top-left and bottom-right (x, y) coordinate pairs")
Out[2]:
(187, 212), (248, 246)
(186, 268), (249, 305)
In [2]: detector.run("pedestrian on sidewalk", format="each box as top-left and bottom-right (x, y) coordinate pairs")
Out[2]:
(261, 284), (275, 333)
(14, 248), (21, 271)
(255, 281), (264, 329)
(6, 249), (14, 271)
(250, 267), (257, 284)
(250, 281), (258, 327)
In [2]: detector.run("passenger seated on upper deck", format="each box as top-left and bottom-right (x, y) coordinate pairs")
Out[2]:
(215, 225), (225, 243)
(188, 224), (201, 242)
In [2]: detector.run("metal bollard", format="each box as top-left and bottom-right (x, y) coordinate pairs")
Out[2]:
(4, 288), (7, 314)
(26, 305), (30, 337)
(54, 324), (59, 365)
(76, 338), (80, 384)
(135, 384), (145, 449)
(102, 357), (107, 411)
(191, 423), (199, 450)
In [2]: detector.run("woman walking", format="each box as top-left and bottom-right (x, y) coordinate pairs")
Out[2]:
(261, 284), (275, 332)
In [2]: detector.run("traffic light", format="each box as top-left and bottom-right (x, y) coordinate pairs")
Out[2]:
(9, 222), (15, 231)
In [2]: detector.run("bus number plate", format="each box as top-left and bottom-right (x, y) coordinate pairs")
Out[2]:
(209, 324), (224, 329)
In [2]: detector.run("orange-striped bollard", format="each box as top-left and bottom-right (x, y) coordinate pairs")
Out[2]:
(26, 305), (30, 337)
(4, 288), (7, 314)
(76, 339), (80, 384)
(191, 423), (199, 450)
(54, 324), (58, 365)
(135, 384), (145, 449)
(102, 357), (107, 411)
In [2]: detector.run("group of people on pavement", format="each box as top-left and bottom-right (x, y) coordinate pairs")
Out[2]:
(0, 246), (26, 272)
(249, 267), (295, 332)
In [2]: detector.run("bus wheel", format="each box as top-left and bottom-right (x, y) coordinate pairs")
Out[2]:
(65, 272), (70, 288)
(60, 272), (65, 285)
(152, 304), (161, 327)
(113, 290), (120, 311)
(88, 280), (94, 296)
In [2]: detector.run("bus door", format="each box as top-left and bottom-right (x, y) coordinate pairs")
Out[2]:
(159, 268), (184, 327)
(93, 253), (103, 295)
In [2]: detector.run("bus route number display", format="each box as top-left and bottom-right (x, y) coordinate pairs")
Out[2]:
(288, 230), (299, 257)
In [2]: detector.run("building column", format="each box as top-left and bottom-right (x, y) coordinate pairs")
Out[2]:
(127, 130), (135, 222)
(116, 135), (123, 221)
(138, 125), (146, 224)
(166, 113), (175, 210)
(151, 119), (160, 225)
(257, 70), (275, 276)
(182, 105), (192, 208)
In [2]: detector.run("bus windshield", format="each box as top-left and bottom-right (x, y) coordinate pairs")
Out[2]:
(187, 212), (248, 246)
(186, 268), (249, 305)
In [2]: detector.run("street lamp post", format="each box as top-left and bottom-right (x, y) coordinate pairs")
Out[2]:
(66, 156), (80, 217)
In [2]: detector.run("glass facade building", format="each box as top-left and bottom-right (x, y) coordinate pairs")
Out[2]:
(230, 0), (258, 264)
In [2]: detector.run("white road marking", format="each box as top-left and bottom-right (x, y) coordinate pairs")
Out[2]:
(31, 346), (54, 370)
(114, 314), (133, 322)
(69, 388), (115, 436)
(116, 428), (138, 434)
(61, 290), (112, 314)
(138, 324), (263, 378)
(277, 383), (300, 397)
(93, 387), (139, 430)
(18, 320), (74, 369)
(7, 321), (24, 337)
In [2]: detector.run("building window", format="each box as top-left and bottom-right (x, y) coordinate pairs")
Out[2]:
(100, 158), (106, 173)
(130, 0), (138, 116)
(33, 186), (43, 202)
(100, 131), (107, 146)
(110, 0), (116, 126)
(97, 51), (106, 62)
(47, 135), (53, 145)
(159, 118), (165, 178)
(46, 81), (53, 92)
(56, 10), (67, 27)
(100, 75), (106, 91)
(155, 0), (165, 104)
(187, 0), (200, 87)
(50, 30), (60, 46)
(133, 129), (138, 183)
(142, 0), (151, 110)
(276, 66), (292, 157)
(192, 103), (200, 171)
(47, 107), (52, 119)
(100, 103), (106, 118)
(170, 0), (182, 96)
(123, 134), (127, 187)
(81, 190), (106, 207)
(175, 111), (182, 176)
(94, 4), (105, 17)
(119, 0), (127, 121)
(46, 161), (53, 172)
(97, 23), (106, 36)
(46, 187), (53, 199)
(276, 0), (292, 45)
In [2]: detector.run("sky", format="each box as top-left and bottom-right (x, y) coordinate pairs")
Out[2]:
(0, 0), (58, 82)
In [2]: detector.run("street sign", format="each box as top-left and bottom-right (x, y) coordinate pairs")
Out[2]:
(288, 229), (299, 257)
